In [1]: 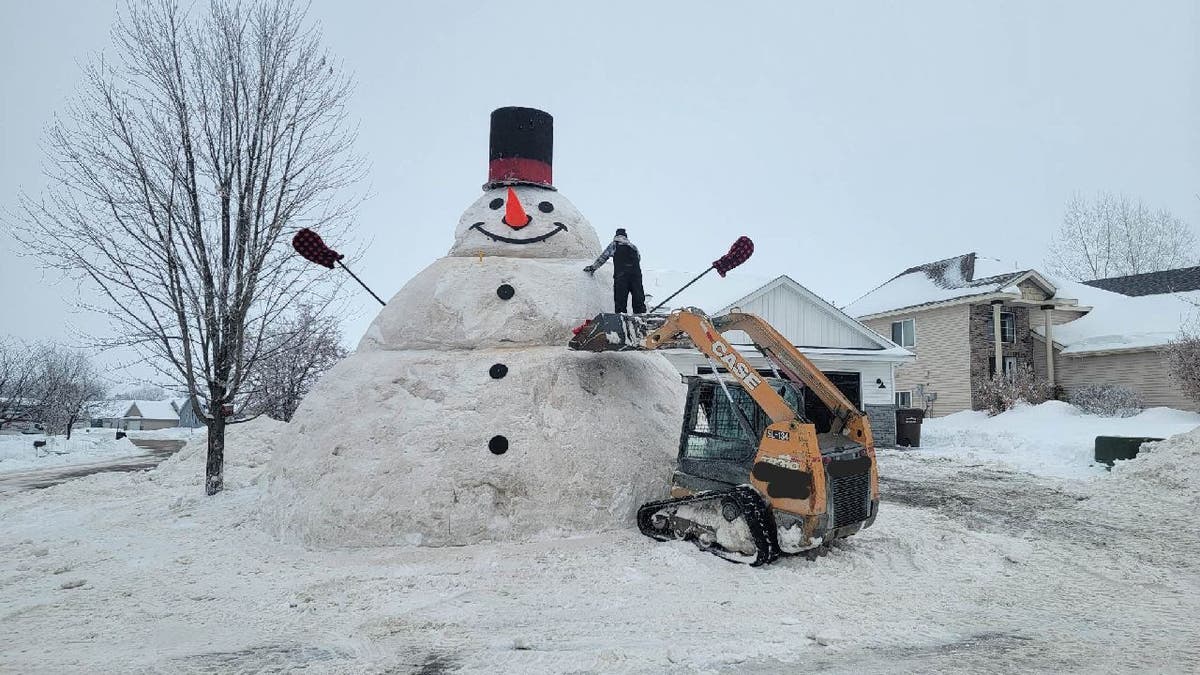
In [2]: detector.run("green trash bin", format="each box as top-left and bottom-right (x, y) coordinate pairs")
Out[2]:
(1094, 436), (1162, 468)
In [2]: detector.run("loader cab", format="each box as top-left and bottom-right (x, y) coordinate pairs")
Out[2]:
(675, 374), (804, 490)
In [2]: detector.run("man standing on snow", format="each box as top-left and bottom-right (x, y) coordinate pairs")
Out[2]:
(584, 228), (646, 314)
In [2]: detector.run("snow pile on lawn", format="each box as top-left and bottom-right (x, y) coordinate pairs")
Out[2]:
(1110, 426), (1200, 497)
(0, 429), (142, 473)
(915, 401), (1200, 479)
(152, 417), (283, 490)
(126, 426), (206, 441)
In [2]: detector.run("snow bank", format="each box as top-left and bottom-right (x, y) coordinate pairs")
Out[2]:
(262, 347), (684, 549)
(0, 429), (142, 473)
(359, 257), (613, 351)
(1109, 426), (1200, 496)
(917, 401), (1200, 479)
(125, 426), (206, 441)
(152, 417), (284, 489)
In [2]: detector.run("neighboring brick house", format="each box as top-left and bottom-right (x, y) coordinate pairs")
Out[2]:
(846, 253), (1200, 415)
(844, 253), (1088, 416)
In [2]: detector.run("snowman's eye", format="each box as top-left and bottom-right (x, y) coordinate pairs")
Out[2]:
(488, 198), (504, 210)
(538, 201), (554, 213)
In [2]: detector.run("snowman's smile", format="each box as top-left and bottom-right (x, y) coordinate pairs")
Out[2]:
(470, 221), (568, 245)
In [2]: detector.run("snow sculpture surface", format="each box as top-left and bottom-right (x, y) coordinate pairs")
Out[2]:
(263, 107), (686, 549)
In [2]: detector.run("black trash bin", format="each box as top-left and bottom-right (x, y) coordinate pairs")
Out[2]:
(1094, 436), (1161, 468)
(895, 408), (925, 448)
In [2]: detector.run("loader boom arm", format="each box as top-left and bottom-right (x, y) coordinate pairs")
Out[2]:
(641, 309), (871, 442)
(714, 313), (863, 435)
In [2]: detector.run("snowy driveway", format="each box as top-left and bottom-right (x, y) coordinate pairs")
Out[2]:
(1, 437), (1197, 674)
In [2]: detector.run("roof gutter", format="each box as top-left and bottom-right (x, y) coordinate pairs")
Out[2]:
(857, 293), (1088, 322)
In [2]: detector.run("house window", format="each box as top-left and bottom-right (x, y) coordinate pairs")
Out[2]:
(891, 319), (915, 347)
(895, 391), (912, 407)
(1000, 312), (1015, 344)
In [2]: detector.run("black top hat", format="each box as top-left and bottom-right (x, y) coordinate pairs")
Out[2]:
(615, 228), (627, 237)
(486, 107), (554, 190)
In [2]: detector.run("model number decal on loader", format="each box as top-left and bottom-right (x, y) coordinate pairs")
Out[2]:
(760, 455), (801, 471)
(766, 430), (790, 441)
(710, 339), (763, 389)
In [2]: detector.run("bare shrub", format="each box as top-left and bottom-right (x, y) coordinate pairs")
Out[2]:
(1070, 383), (1144, 417)
(973, 365), (1055, 416)
(1167, 333), (1200, 405)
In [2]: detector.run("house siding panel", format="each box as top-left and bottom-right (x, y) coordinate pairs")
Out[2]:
(865, 305), (971, 416)
(724, 286), (880, 349)
(1035, 344), (1198, 412)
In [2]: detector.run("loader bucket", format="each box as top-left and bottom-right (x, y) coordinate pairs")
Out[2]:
(568, 313), (666, 352)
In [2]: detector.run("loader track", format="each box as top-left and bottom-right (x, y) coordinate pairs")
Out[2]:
(636, 485), (781, 566)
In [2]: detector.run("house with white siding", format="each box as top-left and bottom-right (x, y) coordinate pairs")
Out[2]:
(846, 252), (1200, 416)
(89, 399), (181, 430)
(644, 270), (914, 446)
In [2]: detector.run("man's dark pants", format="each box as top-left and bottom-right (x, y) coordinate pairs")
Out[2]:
(614, 272), (646, 314)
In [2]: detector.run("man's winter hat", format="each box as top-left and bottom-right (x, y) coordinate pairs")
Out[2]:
(615, 228), (627, 237)
(486, 107), (554, 190)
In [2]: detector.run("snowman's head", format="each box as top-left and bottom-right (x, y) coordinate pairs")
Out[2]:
(448, 184), (601, 259)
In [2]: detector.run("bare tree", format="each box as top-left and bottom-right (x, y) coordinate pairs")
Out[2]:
(16, 0), (360, 494)
(30, 347), (107, 439)
(244, 304), (347, 422)
(0, 338), (39, 429)
(110, 385), (170, 401)
(1046, 192), (1197, 281)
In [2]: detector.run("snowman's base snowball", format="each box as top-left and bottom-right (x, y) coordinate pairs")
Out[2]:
(261, 346), (686, 549)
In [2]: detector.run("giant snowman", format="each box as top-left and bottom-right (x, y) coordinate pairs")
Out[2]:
(263, 107), (686, 549)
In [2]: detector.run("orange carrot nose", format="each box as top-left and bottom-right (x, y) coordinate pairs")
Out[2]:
(505, 187), (529, 229)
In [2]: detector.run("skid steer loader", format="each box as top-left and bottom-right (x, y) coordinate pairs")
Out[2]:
(569, 308), (879, 566)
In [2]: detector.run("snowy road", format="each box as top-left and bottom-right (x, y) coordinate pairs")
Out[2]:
(0, 439), (184, 495)
(0, 441), (1197, 673)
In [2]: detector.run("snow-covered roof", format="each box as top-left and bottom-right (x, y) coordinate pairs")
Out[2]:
(1035, 277), (1199, 355)
(91, 400), (134, 419)
(1083, 266), (1200, 297)
(126, 400), (179, 421)
(844, 253), (1054, 318)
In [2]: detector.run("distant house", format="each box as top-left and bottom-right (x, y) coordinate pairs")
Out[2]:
(90, 399), (181, 430)
(846, 253), (1199, 415)
(0, 397), (39, 430)
(175, 398), (206, 428)
(644, 270), (914, 446)
(122, 400), (180, 430)
(89, 400), (135, 428)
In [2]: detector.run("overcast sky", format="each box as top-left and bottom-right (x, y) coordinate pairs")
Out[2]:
(2, 0), (1198, 387)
